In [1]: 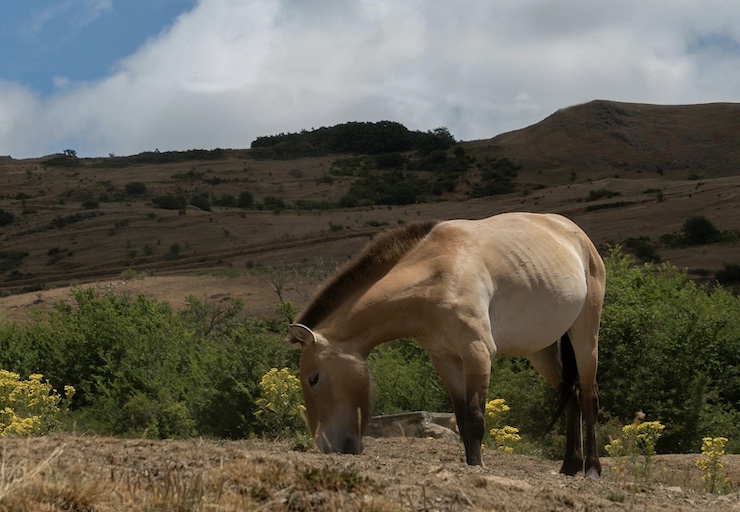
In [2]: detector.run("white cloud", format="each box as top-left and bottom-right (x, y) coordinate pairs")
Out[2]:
(3, 0), (740, 157)
(23, 0), (112, 39)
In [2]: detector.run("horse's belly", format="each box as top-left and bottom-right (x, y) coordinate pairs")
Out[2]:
(488, 287), (585, 358)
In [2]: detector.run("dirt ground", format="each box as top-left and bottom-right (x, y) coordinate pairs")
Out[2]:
(0, 435), (737, 511)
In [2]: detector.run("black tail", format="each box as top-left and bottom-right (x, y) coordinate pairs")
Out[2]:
(544, 332), (579, 435)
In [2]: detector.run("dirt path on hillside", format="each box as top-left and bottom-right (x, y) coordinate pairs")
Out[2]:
(0, 435), (737, 511)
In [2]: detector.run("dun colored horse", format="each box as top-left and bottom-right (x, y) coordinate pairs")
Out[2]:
(288, 212), (605, 478)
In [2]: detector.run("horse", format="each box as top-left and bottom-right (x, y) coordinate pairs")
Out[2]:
(288, 212), (605, 478)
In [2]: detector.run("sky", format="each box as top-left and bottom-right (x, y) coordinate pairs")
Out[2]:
(1, 0), (739, 159)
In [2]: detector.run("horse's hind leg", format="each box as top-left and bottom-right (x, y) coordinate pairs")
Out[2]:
(528, 342), (584, 476)
(568, 308), (602, 479)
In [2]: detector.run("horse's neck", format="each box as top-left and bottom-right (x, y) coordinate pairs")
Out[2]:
(321, 274), (422, 354)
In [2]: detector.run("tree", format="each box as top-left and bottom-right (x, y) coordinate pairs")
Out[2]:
(682, 215), (721, 245)
(238, 191), (254, 209)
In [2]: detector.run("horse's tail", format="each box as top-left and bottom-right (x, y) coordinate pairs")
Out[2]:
(544, 332), (579, 435)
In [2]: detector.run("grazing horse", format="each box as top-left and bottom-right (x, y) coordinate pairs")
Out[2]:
(288, 212), (605, 478)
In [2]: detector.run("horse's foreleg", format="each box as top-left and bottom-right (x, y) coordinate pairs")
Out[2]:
(460, 341), (492, 466)
(461, 371), (488, 465)
(430, 350), (489, 466)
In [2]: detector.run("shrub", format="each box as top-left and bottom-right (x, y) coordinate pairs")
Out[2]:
(238, 191), (254, 209)
(152, 194), (187, 210)
(622, 237), (660, 263)
(0, 251), (28, 272)
(716, 263), (740, 285)
(214, 194), (237, 207)
(587, 189), (621, 201)
(189, 191), (211, 211)
(683, 215), (721, 245)
(598, 249), (740, 453)
(470, 158), (519, 197)
(81, 198), (100, 209)
(261, 196), (286, 212)
(374, 152), (406, 169)
(0, 209), (15, 226)
(124, 181), (148, 195)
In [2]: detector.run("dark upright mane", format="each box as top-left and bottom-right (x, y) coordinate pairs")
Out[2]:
(292, 220), (440, 335)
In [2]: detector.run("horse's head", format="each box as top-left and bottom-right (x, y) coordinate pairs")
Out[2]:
(289, 323), (370, 455)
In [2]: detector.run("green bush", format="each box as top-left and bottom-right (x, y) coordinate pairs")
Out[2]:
(124, 182), (148, 195)
(0, 209), (15, 226)
(368, 339), (448, 415)
(189, 191), (212, 211)
(238, 191), (254, 209)
(152, 194), (187, 210)
(587, 189), (621, 201)
(0, 291), (298, 439)
(716, 263), (740, 285)
(260, 196), (286, 212)
(470, 157), (519, 197)
(682, 215), (721, 245)
(82, 198), (100, 209)
(598, 249), (740, 453)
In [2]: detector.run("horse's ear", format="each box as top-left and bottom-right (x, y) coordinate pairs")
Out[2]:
(289, 324), (316, 346)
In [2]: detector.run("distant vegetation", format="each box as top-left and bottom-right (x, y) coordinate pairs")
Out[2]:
(247, 122), (495, 207)
(250, 121), (456, 159)
(660, 215), (737, 248)
(0, 209), (15, 226)
(124, 182), (148, 195)
(93, 148), (228, 168)
(620, 215), (738, 267)
(587, 188), (621, 201)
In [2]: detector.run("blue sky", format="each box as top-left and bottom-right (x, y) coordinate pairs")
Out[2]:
(1, 1), (196, 93)
(1, 0), (739, 158)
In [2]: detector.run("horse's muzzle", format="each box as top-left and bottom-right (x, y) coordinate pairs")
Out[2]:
(316, 432), (363, 455)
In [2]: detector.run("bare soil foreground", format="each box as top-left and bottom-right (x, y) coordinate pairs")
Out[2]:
(1, 435), (737, 511)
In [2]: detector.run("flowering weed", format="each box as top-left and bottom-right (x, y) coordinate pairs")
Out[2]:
(604, 413), (664, 486)
(0, 370), (74, 437)
(484, 398), (521, 453)
(696, 437), (732, 494)
(255, 368), (306, 438)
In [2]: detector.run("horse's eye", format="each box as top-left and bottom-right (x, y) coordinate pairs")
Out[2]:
(308, 374), (319, 387)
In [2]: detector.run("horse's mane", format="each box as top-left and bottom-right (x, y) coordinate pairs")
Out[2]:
(292, 220), (440, 335)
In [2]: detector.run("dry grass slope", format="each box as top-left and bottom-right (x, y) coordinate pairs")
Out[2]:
(0, 436), (738, 511)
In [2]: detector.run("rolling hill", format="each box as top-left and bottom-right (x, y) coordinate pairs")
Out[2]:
(1, 99), (739, 319)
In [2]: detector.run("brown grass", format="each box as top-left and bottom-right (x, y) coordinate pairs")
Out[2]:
(0, 435), (737, 511)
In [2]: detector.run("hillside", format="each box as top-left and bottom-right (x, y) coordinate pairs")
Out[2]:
(1, 100), (740, 319)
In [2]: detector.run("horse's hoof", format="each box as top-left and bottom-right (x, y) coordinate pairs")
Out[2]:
(585, 468), (600, 480)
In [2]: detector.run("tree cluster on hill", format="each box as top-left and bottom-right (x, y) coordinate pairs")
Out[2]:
(250, 121), (456, 159)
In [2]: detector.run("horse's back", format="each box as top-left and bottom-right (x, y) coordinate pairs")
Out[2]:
(413, 213), (602, 357)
